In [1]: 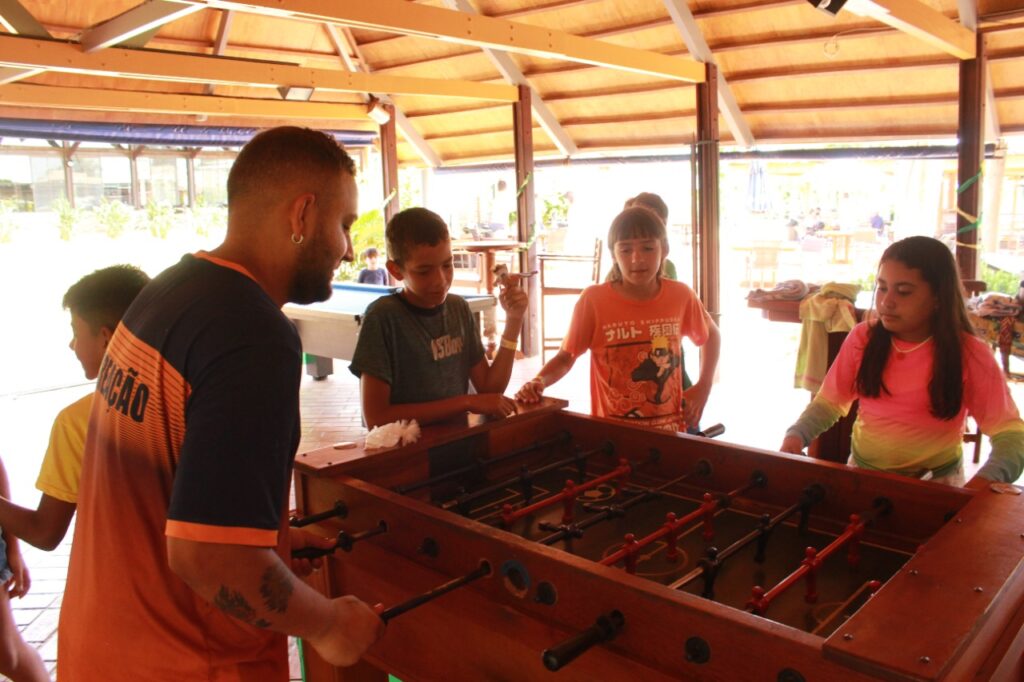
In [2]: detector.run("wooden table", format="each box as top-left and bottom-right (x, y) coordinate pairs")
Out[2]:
(452, 240), (524, 354)
(817, 230), (853, 264)
(294, 406), (1024, 682)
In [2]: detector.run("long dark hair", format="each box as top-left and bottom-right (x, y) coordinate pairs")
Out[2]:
(856, 236), (975, 419)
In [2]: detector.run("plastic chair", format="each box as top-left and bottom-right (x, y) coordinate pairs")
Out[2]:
(538, 238), (602, 360)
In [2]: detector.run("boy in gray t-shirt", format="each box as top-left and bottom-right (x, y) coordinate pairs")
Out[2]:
(350, 207), (528, 428)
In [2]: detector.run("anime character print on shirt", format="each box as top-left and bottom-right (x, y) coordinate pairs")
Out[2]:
(600, 317), (683, 430)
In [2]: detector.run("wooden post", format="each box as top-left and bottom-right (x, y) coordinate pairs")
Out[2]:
(185, 148), (198, 208)
(695, 63), (721, 323)
(61, 142), (78, 208)
(956, 31), (984, 281)
(380, 104), (399, 224)
(513, 84), (540, 357)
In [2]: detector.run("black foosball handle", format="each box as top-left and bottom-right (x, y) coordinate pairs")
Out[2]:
(542, 610), (625, 672)
(289, 501), (348, 528)
(379, 561), (491, 624)
(697, 423), (725, 439)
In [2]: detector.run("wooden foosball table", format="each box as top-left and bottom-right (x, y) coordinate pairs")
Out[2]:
(293, 401), (1024, 681)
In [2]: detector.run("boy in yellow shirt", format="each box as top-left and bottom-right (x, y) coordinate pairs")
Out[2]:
(0, 265), (150, 550)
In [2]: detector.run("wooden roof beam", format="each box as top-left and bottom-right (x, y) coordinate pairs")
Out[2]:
(205, 9), (234, 95)
(843, 0), (975, 59)
(188, 0), (706, 83)
(0, 35), (518, 102)
(442, 0), (577, 158)
(663, 0), (753, 148)
(0, 82), (372, 120)
(79, 1), (206, 53)
(0, 0), (47, 84)
(324, 23), (441, 168)
(957, 0), (998, 141)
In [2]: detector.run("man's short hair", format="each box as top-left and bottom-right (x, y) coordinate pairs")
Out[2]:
(386, 208), (449, 265)
(227, 126), (357, 205)
(63, 265), (151, 332)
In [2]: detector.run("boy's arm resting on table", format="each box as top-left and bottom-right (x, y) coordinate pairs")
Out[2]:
(0, 494), (76, 551)
(515, 350), (577, 403)
(167, 536), (383, 667)
(682, 316), (721, 427)
(0, 460), (30, 597)
(360, 373), (515, 429)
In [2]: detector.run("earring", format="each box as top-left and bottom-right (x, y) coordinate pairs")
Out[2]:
(291, 233), (304, 245)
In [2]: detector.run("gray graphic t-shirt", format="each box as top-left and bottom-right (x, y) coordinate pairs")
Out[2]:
(349, 293), (485, 404)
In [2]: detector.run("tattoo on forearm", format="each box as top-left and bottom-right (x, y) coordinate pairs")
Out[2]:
(260, 564), (294, 614)
(214, 586), (271, 628)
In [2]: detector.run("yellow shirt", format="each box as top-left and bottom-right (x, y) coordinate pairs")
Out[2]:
(35, 392), (92, 503)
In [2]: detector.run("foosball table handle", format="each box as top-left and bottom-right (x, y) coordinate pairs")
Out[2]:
(697, 423), (726, 439)
(541, 610), (625, 672)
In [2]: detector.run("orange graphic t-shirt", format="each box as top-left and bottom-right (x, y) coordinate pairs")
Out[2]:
(561, 280), (710, 432)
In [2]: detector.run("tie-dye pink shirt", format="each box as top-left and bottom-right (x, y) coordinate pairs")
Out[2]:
(787, 322), (1024, 482)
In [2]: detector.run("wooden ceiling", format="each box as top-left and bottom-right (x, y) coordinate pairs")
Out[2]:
(0, 0), (1021, 167)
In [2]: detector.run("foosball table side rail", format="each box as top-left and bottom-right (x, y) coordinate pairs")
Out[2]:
(297, 474), (893, 682)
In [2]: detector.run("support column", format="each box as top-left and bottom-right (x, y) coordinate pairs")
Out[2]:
(380, 104), (399, 223)
(956, 32), (985, 280)
(61, 142), (78, 208)
(513, 84), (539, 357)
(129, 145), (144, 208)
(695, 63), (721, 323)
(186, 148), (199, 208)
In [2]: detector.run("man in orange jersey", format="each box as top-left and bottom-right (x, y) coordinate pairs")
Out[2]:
(58, 127), (383, 680)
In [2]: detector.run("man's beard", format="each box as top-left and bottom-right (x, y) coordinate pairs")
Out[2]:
(288, 241), (334, 304)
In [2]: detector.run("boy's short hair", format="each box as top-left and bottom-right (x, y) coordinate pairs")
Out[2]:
(363, 247), (379, 259)
(63, 265), (151, 332)
(385, 207), (449, 265)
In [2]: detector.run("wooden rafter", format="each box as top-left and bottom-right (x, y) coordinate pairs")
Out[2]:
(442, 0), (578, 158)
(0, 35), (518, 102)
(205, 9), (234, 95)
(957, 0), (998, 141)
(0, 82), (372, 120)
(324, 23), (442, 168)
(0, 0), (47, 85)
(843, 0), (975, 59)
(79, 1), (205, 53)
(662, 0), (753, 148)
(186, 0), (706, 83)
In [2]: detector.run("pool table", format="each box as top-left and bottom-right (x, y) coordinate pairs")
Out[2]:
(284, 282), (496, 379)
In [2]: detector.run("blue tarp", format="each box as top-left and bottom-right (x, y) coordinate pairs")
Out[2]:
(0, 118), (377, 148)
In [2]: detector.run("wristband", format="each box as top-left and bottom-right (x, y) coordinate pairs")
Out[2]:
(532, 375), (546, 388)
(500, 337), (518, 351)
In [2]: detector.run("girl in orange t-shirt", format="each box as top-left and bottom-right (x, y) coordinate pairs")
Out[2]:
(516, 206), (721, 432)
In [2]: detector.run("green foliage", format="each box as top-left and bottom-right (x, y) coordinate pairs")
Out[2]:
(185, 197), (226, 238)
(93, 198), (132, 239)
(981, 261), (1019, 295)
(335, 208), (386, 282)
(55, 197), (79, 241)
(0, 199), (17, 243)
(541, 191), (570, 229)
(145, 201), (174, 240)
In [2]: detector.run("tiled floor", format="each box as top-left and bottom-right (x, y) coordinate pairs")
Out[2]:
(3, 300), (1011, 680)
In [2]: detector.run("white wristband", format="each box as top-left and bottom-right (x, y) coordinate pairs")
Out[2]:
(532, 375), (546, 388)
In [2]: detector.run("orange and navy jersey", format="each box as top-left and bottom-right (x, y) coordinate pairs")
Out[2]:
(59, 253), (301, 681)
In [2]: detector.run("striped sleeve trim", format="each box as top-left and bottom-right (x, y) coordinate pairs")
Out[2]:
(166, 519), (278, 547)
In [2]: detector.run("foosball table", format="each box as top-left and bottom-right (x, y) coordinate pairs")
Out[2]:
(293, 401), (1024, 681)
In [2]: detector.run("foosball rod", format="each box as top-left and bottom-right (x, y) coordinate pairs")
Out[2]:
(378, 561), (491, 624)
(810, 579), (882, 636)
(440, 441), (616, 513)
(601, 470), (767, 569)
(538, 458), (713, 545)
(501, 450), (661, 527)
(393, 431), (572, 495)
(746, 498), (892, 615)
(291, 520), (388, 560)
(668, 483), (826, 591)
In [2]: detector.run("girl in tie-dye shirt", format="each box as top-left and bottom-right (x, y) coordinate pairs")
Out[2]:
(781, 236), (1024, 487)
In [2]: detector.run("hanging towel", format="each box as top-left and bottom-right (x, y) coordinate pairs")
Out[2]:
(794, 283), (860, 392)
